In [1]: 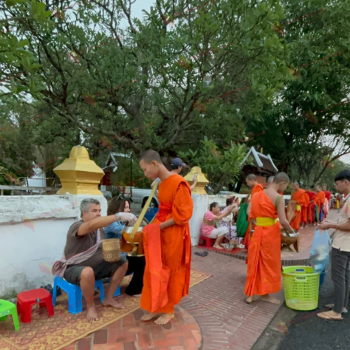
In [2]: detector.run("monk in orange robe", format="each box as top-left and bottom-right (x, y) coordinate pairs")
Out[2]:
(305, 187), (316, 224)
(290, 182), (307, 231)
(245, 172), (295, 304)
(139, 150), (193, 325)
(301, 191), (310, 227)
(315, 186), (326, 218)
(243, 174), (264, 252)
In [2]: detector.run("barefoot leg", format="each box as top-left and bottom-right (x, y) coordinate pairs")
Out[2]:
(261, 294), (280, 305)
(154, 313), (174, 325)
(80, 267), (98, 321)
(103, 262), (128, 309)
(213, 234), (225, 249)
(141, 312), (161, 321)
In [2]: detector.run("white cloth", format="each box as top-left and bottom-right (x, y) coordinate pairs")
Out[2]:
(208, 226), (228, 238)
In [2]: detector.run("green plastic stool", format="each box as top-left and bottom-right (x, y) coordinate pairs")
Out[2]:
(0, 299), (20, 331)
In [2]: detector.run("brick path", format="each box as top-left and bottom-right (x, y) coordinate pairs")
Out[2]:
(62, 249), (283, 350)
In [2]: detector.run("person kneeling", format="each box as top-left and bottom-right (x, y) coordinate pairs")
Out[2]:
(52, 198), (137, 321)
(202, 202), (235, 249)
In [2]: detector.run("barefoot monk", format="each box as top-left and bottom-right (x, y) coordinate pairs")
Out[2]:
(244, 174), (264, 252)
(290, 182), (307, 231)
(244, 173), (295, 304)
(139, 150), (193, 325)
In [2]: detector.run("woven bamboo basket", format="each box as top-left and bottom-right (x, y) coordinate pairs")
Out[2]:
(102, 238), (121, 262)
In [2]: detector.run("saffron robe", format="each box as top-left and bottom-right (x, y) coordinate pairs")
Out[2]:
(325, 191), (331, 201)
(141, 174), (193, 314)
(244, 191), (281, 297)
(290, 189), (307, 230)
(243, 183), (264, 252)
(315, 191), (326, 214)
(301, 192), (310, 224)
(306, 191), (316, 223)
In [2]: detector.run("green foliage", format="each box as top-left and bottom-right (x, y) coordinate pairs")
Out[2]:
(179, 137), (248, 193)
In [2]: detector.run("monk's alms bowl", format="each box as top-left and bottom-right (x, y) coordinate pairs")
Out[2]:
(122, 225), (143, 244)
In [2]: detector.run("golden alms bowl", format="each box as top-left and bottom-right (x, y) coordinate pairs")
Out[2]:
(122, 226), (143, 244)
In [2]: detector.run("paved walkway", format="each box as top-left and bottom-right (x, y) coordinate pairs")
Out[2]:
(60, 209), (342, 350)
(62, 249), (283, 350)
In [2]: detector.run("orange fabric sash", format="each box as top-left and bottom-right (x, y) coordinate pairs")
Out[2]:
(141, 223), (170, 312)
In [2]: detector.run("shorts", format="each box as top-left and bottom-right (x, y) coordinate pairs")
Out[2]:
(208, 227), (228, 238)
(63, 257), (128, 286)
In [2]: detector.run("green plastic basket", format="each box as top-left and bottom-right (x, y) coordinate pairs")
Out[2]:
(282, 266), (320, 311)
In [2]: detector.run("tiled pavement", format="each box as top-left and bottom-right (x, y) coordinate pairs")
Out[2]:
(62, 249), (283, 350)
(62, 306), (201, 350)
(58, 210), (343, 350)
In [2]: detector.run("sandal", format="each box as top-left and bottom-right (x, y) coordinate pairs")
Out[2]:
(317, 311), (343, 321)
(324, 304), (348, 314)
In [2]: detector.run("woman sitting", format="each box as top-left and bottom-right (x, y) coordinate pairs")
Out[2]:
(104, 198), (145, 297)
(202, 202), (235, 249)
(218, 197), (240, 241)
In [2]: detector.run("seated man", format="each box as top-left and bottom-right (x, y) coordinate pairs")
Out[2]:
(53, 198), (137, 321)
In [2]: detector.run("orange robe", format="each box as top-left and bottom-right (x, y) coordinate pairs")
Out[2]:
(315, 191), (326, 214)
(243, 183), (264, 252)
(244, 191), (281, 297)
(141, 174), (193, 314)
(290, 189), (307, 230)
(301, 192), (310, 224)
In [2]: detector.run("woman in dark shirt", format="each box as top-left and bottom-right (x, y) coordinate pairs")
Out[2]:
(105, 198), (145, 297)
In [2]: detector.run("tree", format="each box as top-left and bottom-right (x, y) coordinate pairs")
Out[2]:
(0, 0), (290, 157)
(179, 137), (248, 193)
(247, 0), (350, 183)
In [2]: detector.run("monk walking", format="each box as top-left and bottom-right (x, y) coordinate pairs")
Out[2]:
(290, 182), (307, 231)
(245, 172), (295, 304)
(300, 190), (310, 228)
(139, 150), (193, 325)
(315, 186), (326, 221)
(243, 174), (264, 252)
(305, 187), (316, 225)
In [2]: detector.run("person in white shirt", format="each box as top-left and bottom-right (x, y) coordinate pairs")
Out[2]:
(317, 170), (350, 321)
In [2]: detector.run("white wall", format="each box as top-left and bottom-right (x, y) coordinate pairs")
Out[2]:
(189, 194), (237, 246)
(0, 192), (237, 297)
(0, 194), (107, 298)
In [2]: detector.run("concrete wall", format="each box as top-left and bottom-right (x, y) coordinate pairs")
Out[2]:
(0, 193), (235, 298)
(0, 194), (107, 298)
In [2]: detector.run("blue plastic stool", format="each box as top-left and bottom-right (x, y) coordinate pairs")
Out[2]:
(52, 276), (105, 314)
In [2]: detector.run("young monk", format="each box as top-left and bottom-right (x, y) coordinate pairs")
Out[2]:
(290, 182), (307, 231)
(301, 190), (310, 228)
(305, 186), (316, 225)
(139, 150), (193, 325)
(245, 172), (295, 304)
(315, 186), (326, 221)
(243, 174), (264, 252)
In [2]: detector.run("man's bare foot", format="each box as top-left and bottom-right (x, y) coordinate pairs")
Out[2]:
(154, 313), (174, 325)
(102, 296), (124, 309)
(261, 295), (280, 304)
(213, 244), (223, 249)
(245, 295), (260, 304)
(317, 310), (343, 320)
(141, 312), (161, 321)
(87, 305), (99, 321)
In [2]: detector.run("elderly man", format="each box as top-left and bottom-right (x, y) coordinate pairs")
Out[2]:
(53, 198), (137, 321)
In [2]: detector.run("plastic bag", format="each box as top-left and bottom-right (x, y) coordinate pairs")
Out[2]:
(309, 229), (331, 273)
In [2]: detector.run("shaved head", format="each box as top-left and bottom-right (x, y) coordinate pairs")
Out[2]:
(293, 182), (299, 186)
(273, 172), (290, 184)
(246, 174), (256, 181)
(139, 150), (162, 164)
(267, 176), (274, 184)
